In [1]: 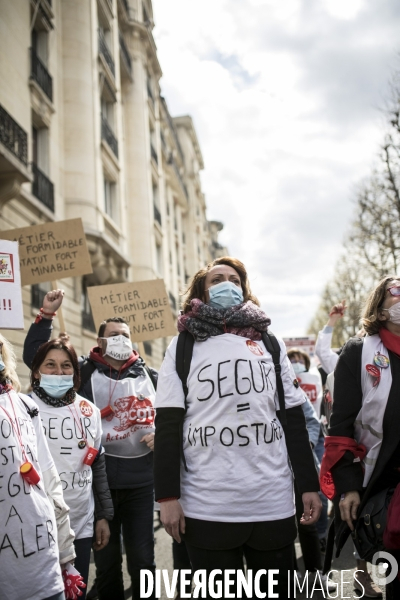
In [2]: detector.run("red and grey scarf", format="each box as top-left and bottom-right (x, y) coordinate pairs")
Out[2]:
(178, 299), (271, 342)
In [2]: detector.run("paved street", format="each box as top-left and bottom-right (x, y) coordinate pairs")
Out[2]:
(87, 514), (386, 599)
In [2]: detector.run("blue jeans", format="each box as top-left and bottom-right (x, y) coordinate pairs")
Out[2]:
(94, 485), (155, 600)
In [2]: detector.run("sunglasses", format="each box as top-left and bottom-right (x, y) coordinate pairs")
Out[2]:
(387, 286), (400, 297)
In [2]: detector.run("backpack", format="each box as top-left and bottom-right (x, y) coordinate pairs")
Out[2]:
(175, 330), (287, 427)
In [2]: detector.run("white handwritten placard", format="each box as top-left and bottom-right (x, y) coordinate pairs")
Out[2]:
(87, 279), (176, 342)
(0, 240), (24, 329)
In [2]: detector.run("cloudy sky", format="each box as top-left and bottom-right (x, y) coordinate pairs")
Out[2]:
(152, 0), (400, 337)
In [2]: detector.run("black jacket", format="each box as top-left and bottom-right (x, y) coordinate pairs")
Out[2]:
(23, 318), (158, 489)
(329, 336), (400, 554)
(92, 452), (114, 521)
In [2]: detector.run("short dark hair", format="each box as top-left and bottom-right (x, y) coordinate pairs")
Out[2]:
(98, 317), (129, 338)
(30, 335), (81, 389)
(287, 348), (311, 371)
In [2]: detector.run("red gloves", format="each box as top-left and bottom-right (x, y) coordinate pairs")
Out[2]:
(62, 563), (87, 600)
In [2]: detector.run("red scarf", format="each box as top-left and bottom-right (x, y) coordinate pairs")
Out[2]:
(320, 436), (366, 500)
(379, 327), (400, 358)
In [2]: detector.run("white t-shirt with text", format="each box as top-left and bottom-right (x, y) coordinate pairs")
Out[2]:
(156, 334), (305, 522)
(31, 391), (102, 539)
(0, 390), (63, 600)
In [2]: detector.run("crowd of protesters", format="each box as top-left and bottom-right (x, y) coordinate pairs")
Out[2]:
(2, 256), (400, 599)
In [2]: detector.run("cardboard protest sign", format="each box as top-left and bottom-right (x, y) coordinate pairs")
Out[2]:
(1, 219), (92, 285)
(283, 336), (316, 357)
(0, 240), (24, 329)
(87, 279), (176, 342)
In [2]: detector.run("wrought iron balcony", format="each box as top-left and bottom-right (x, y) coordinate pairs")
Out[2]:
(151, 144), (158, 164)
(101, 116), (119, 158)
(30, 47), (53, 101)
(31, 162), (54, 211)
(98, 30), (115, 77)
(0, 104), (28, 166)
(119, 31), (132, 77)
(154, 204), (162, 226)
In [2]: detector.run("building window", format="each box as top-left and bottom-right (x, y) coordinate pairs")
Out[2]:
(31, 124), (54, 211)
(153, 182), (161, 225)
(30, 27), (52, 101)
(101, 83), (118, 157)
(143, 341), (152, 356)
(82, 279), (96, 332)
(156, 243), (163, 275)
(104, 178), (118, 222)
(31, 282), (50, 309)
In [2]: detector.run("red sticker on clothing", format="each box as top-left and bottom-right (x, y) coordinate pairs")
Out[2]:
(79, 400), (93, 417)
(246, 340), (264, 356)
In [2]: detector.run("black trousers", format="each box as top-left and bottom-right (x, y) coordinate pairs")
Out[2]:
(295, 485), (322, 572)
(74, 537), (93, 600)
(184, 541), (294, 600)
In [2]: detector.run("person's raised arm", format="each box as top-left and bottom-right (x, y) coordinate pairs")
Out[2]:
(315, 299), (347, 374)
(23, 289), (65, 368)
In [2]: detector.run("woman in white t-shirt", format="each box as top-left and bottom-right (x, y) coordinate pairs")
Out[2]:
(28, 335), (112, 600)
(0, 332), (75, 600)
(154, 257), (322, 598)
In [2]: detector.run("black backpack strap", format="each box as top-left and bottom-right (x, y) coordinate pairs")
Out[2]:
(78, 358), (97, 395)
(261, 331), (287, 428)
(19, 396), (39, 419)
(176, 331), (195, 409)
(144, 365), (157, 391)
(175, 331), (195, 473)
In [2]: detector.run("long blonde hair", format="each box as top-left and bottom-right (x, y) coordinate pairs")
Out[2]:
(0, 333), (21, 392)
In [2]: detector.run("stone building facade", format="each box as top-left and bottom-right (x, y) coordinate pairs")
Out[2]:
(0, 0), (227, 382)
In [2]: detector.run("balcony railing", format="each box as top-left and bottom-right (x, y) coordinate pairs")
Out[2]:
(119, 31), (132, 76)
(101, 116), (119, 158)
(150, 144), (158, 164)
(98, 30), (115, 77)
(30, 47), (53, 101)
(154, 204), (162, 226)
(0, 104), (28, 166)
(31, 162), (54, 211)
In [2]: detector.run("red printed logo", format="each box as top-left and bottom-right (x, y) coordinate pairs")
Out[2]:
(79, 400), (93, 417)
(113, 395), (155, 432)
(246, 340), (264, 356)
(298, 381), (317, 404)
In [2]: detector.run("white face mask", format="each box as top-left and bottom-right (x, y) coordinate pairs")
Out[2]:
(101, 335), (132, 361)
(39, 373), (74, 398)
(382, 302), (400, 325)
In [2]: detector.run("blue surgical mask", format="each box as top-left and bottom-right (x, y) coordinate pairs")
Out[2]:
(208, 281), (244, 309)
(292, 362), (306, 375)
(39, 373), (74, 398)
(0, 356), (4, 372)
